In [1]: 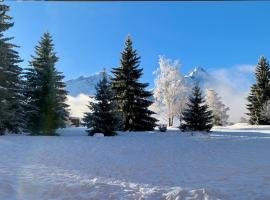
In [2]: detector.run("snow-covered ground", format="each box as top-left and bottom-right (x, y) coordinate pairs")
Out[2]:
(1, 124), (270, 200)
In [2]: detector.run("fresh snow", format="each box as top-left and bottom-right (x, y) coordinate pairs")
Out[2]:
(1, 124), (270, 199)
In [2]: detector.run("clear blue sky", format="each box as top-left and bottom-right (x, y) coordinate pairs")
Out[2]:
(6, 1), (270, 87)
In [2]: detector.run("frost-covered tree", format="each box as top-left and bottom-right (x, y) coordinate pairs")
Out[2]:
(175, 95), (189, 126)
(0, 3), (24, 134)
(205, 89), (229, 126)
(180, 84), (213, 132)
(111, 36), (157, 131)
(239, 117), (248, 123)
(83, 71), (119, 136)
(24, 32), (69, 135)
(247, 56), (270, 125)
(153, 56), (188, 126)
(261, 100), (270, 124)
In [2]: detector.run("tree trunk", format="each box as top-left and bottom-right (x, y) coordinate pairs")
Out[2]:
(169, 117), (173, 126)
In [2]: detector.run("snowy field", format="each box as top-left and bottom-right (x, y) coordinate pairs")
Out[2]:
(0, 124), (270, 200)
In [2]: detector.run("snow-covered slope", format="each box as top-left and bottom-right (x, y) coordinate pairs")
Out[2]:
(1, 126), (270, 199)
(65, 72), (103, 96)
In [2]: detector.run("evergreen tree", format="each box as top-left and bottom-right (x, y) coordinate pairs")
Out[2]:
(0, 4), (24, 134)
(83, 71), (119, 136)
(111, 36), (157, 131)
(180, 84), (213, 132)
(24, 32), (69, 135)
(247, 56), (270, 125)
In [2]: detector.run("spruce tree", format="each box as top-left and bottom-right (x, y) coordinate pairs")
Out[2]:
(247, 56), (270, 125)
(0, 4), (24, 134)
(83, 71), (119, 136)
(111, 36), (157, 131)
(180, 84), (213, 132)
(24, 32), (69, 135)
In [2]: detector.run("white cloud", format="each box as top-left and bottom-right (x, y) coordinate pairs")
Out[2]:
(235, 64), (255, 73)
(209, 65), (254, 122)
(66, 94), (91, 118)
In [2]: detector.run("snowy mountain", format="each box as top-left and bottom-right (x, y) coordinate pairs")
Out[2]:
(65, 72), (103, 96)
(184, 67), (215, 89)
(65, 67), (214, 96)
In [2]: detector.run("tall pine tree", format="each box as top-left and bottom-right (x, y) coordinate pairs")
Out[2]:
(83, 71), (119, 136)
(180, 84), (213, 132)
(247, 56), (270, 125)
(111, 36), (157, 131)
(0, 4), (24, 134)
(24, 32), (69, 135)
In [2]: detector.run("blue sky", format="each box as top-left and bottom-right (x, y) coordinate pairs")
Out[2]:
(6, 1), (270, 88)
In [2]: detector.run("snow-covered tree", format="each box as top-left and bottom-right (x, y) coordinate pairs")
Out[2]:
(83, 71), (120, 136)
(205, 89), (229, 126)
(153, 56), (188, 126)
(175, 95), (189, 126)
(261, 100), (270, 123)
(180, 84), (213, 132)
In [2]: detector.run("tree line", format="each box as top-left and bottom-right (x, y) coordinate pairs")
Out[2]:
(0, 3), (69, 135)
(0, 3), (157, 136)
(0, 2), (269, 136)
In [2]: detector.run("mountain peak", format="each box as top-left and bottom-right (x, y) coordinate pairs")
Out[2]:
(187, 67), (207, 78)
(66, 72), (104, 96)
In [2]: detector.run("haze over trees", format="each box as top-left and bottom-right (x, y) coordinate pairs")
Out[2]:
(205, 89), (229, 126)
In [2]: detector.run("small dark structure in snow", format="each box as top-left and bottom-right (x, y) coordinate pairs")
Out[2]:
(158, 124), (167, 132)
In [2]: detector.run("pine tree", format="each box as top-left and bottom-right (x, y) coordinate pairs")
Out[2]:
(83, 71), (119, 136)
(111, 36), (157, 131)
(180, 84), (213, 132)
(0, 4), (24, 134)
(247, 56), (270, 125)
(24, 32), (69, 135)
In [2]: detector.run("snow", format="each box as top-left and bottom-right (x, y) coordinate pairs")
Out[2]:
(65, 72), (103, 96)
(1, 125), (270, 199)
